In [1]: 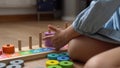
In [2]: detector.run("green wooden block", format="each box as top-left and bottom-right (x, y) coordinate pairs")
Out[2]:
(19, 50), (32, 55)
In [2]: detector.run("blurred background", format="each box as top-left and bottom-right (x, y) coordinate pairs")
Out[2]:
(0, 0), (91, 48)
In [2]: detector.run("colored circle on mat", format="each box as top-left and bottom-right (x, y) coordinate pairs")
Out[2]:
(59, 52), (69, 57)
(47, 65), (62, 68)
(10, 59), (24, 66)
(47, 53), (59, 60)
(59, 61), (73, 68)
(0, 63), (6, 68)
(57, 56), (70, 61)
(46, 60), (59, 66)
(6, 65), (22, 68)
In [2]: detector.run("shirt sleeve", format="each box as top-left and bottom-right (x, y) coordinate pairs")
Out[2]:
(72, 0), (120, 35)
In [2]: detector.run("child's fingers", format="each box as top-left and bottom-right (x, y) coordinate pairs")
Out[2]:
(48, 25), (60, 32)
(42, 35), (54, 40)
(55, 48), (60, 51)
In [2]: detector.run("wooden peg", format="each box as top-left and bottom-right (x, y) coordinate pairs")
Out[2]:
(18, 40), (22, 51)
(29, 36), (32, 49)
(65, 23), (68, 29)
(39, 33), (42, 48)
(56, 25), (60, 28)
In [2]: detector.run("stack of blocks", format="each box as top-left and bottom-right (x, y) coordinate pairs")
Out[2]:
(46, 52), (74, 68)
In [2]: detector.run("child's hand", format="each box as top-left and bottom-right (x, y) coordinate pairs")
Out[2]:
(43, 25), (69, 50)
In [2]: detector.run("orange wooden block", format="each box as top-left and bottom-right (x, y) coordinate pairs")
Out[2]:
(2, 44), (15, 54)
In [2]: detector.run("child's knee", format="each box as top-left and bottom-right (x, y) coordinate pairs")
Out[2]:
(84, 56), (104, 68)
(67, 39), (89, 62)
(67, 40), (79, 60)
(84, 55), (117, 68)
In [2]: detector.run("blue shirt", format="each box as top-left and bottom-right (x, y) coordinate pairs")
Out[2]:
(72, 0), (120, 44)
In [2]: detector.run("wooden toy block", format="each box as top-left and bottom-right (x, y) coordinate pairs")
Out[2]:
(18, 40), (22, 51)
(47, 65), (62, 68)
(39, 33), (42, 48)
(10, 59), (24, 66)
(2, 44), (15, 54)
(65, 22), (69, 29)
(0, 62), (6, 68)
(59, 61), (73, 68)
(29, 36), (32, 49)
(44, 31), (54, 47)
(6, 64), (22, 68)
(47, 53), (59, 60)
(57, 56), (70, 61)
(46, 60), (59, 67)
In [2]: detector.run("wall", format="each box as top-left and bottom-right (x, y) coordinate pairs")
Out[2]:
(62, 0), (86, 21)
(0, 0), (86, 21)
(0, 0), (36, 15)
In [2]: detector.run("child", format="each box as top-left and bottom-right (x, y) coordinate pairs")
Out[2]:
(43, 0), (120, 68)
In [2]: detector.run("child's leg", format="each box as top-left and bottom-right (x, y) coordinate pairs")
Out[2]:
(84, 47), (120, 68)
(68, 35), (119, 62)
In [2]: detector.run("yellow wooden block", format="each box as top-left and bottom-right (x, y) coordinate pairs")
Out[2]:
(46, 60), (59, 67)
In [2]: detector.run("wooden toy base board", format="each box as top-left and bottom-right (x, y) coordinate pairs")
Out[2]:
(24, 58), (84, 68)
(0, 45), (67, 63)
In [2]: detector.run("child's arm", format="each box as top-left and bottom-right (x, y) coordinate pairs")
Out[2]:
(43, 25), (80, 50)
(73, 0), (120, 35)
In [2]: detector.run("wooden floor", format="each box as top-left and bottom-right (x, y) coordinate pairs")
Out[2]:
(0, 20), (84, 68)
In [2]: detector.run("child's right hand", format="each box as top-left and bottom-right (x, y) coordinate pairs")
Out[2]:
(43, 25), (70, 50)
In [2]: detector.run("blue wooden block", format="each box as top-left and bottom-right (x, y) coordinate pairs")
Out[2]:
(30, 49), (42, 54)
(47, 53), (59, 60)
(30, 48), (55, 54)
(40, 48), (55, 52)
(59, 52), (69, 57)
(57, 56), (70, 61)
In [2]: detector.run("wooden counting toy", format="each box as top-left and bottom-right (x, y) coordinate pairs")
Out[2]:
(0, 24), (72, 68)
(0, 31), (68, 68)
